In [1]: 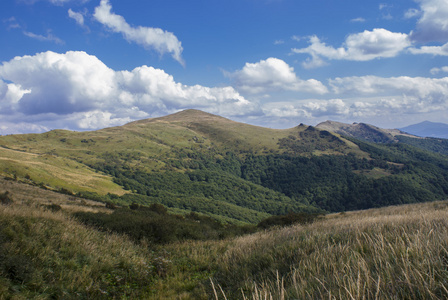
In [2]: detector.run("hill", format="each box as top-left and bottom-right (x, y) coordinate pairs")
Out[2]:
(1, 109), (448, 222)
(399, 121), (448, 139)
(316, 120), (414, 143)
(316, 119), (448, 156)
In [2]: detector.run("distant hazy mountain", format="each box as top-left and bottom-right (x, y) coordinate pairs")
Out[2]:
(399, 121), (448, 139)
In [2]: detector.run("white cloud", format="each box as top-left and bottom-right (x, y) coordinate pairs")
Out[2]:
(350, 17), (366, 23)
(409, 42), (448, 56)
(292, 29), (410, 68)
(0, 121), (49, 135)
(262, 99), (349, 119)
(404, 8), (421, 19)
(0, 51), (254, 132)
(329, 75), (448, 112)
(68, 9), (85, 26)
(93, 0), (184, 66)
(410, 0), (448, 43)
(23, 30), (64, 44)
(228, 57), (328, 94)
(430, 66), (448, 74)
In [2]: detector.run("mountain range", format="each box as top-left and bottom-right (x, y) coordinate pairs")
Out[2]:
(1, 109), (448, 223)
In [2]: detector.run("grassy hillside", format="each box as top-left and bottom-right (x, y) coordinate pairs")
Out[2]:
(0, 180), (156, 299)
(1, 109), (448, 222)
(1, 180), (448, 299)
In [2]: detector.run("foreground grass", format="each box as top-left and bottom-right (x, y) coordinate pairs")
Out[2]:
(1, 179), (448, 299)
(159, 201), (448, 299)
(209, 202), (448, 299)
(0, 203), (156, 299)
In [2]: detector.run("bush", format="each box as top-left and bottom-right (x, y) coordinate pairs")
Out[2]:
(105, 202), (117, 210)
(257, 212), (323, 229)
(43, 204), (62, 212)
(0, 191), (13, 205)
(74, 206), (256, 245)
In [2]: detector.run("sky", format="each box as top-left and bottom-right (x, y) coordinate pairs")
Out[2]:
(1, 0), (448, 134)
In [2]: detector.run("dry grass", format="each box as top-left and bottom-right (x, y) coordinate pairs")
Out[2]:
(0, 147), (125, 195)
(0, 195), (155, 299)
(209, 201), (448, 299)
(0, 177), (110, 213)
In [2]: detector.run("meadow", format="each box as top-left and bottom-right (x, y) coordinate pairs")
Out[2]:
(1, 178), (448, 299)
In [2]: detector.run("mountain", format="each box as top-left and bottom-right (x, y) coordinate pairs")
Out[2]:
(1, 109), (448, 222)
(316, 120), (414, 143)
(399, 121), (448, 139)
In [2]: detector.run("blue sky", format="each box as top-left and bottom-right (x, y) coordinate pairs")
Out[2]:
(1, 0), (448, 134)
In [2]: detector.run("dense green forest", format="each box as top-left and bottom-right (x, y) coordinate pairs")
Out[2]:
(397, 135), (448, 156)
(86, 136), (448, 220)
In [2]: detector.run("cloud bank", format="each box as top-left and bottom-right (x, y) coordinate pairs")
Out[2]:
(1, 51), (448, 134)
(0, 51), (252, 133)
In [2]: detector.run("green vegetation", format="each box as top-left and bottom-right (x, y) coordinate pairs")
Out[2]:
(0, 204), (156, 299)
(397, 135), (448, 156)
(2, 177), (448, 299)
(74, 204), (257, 244)
(1, 110), (448, 224)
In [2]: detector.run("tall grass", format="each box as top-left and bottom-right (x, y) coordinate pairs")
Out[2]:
(212, 201), (448, 299)
(0, 203), (156, 299)
(2, 176), (448, 299)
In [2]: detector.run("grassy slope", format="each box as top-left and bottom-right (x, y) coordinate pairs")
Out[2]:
(0, 180), (157, 299)
(164, 200), (448, 299)
(0, 110), (364, 180)
(2, 179), (448, 299)
(0, 110), (365, 222)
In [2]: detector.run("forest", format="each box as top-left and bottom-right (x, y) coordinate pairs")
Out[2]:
(87, 136), (448, 222)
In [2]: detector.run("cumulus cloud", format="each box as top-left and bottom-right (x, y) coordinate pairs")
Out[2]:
(228, 57), (328, 94)
(262, 99), (349, 119)
(258, 75), (448, 125)
(292, 29), (410, 68)
(0, 51), (253, 133)
(410, 0), (448, 43)
(329, 75), (448, 114)
(93, 0), (184, 66)
(409, 42), (448, 56)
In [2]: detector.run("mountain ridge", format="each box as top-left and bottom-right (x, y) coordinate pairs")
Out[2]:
(1, 109), (448, 223)
(316, 120), (417, 143)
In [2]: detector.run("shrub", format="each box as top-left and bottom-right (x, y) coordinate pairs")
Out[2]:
(105, 201), (117, 210)
(43, 204), (62, 212)
(0, 191), (13, 205)
(257, 212), (323, 229)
